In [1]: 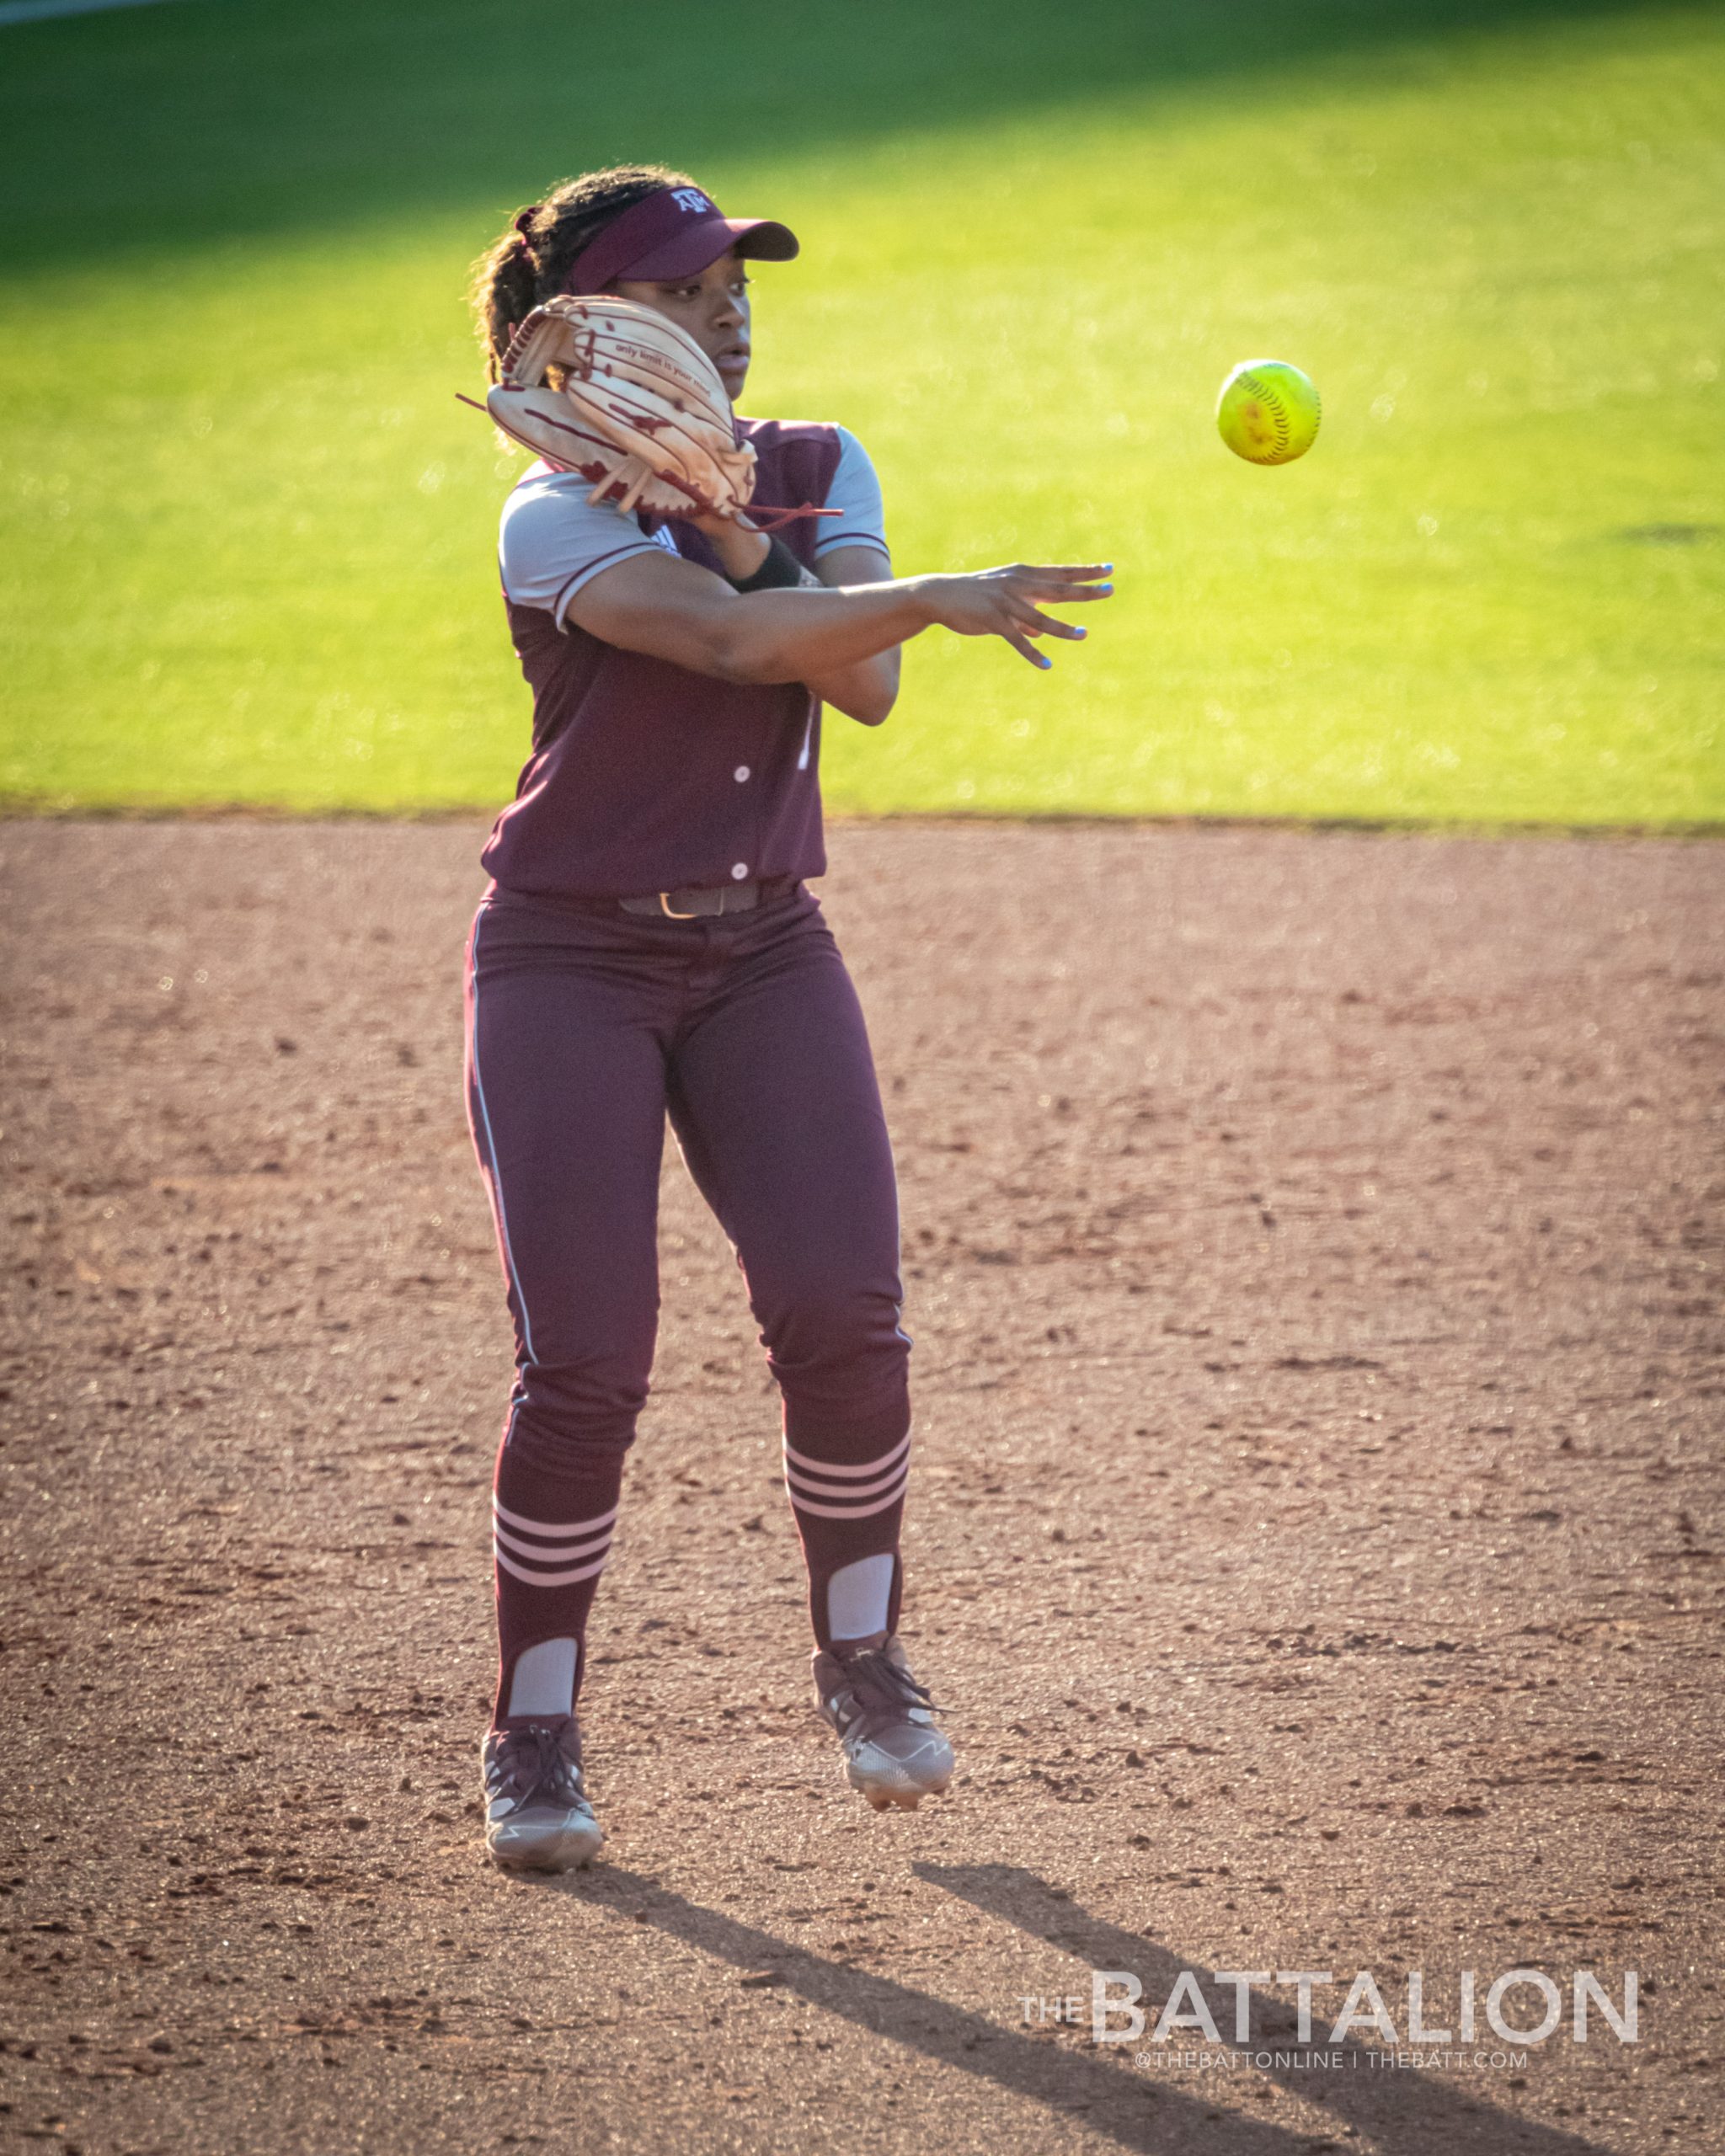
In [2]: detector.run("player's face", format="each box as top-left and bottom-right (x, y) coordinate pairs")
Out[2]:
(613, 249), (752, 403)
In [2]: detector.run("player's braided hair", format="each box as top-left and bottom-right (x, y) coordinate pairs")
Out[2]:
(470, 163), (702, 382)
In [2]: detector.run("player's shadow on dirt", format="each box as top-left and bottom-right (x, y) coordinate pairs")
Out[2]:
(921, 1864), (1617, 2156)
(549, 1863), (1611, 2154)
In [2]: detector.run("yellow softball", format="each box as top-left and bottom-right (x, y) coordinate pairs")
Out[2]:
(1216, 359), (1322, 465)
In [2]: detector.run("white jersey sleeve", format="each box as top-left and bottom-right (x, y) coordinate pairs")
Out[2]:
(814, 426), (890, 563)
(498, 462), (666, 628)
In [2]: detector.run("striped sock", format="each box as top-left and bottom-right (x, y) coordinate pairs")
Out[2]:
(490, 1441), (622, 1727)
(782, 1420), (911, 1651)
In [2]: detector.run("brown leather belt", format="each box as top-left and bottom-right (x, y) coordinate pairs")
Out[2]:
(617, 875), (798, 919)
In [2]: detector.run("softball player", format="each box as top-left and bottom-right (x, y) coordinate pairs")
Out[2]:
(466, 163), (1111, 1868)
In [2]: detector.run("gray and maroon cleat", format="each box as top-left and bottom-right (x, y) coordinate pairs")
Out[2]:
(812, 1636), (954, 1812)
(480, 1716), (603, 1871)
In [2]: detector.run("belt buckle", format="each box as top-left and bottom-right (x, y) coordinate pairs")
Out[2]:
(658, 889), (700, 919)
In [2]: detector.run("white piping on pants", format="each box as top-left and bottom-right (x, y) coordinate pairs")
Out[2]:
(468, 913), (541, 1368)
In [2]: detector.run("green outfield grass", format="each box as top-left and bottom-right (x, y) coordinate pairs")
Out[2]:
(0, 0), (1719, 824)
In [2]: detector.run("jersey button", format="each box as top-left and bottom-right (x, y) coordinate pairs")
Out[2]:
(733, 765), (750, 783)
(730, 862), (749, 880)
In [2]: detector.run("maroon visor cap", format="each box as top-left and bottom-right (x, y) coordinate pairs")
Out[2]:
(565, 185), (798, 296)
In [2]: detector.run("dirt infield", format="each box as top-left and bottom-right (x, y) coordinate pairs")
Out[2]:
(1, 818), (1720, 2156)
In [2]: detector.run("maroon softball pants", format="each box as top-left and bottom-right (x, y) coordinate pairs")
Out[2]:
(463, 882), (913, 1720)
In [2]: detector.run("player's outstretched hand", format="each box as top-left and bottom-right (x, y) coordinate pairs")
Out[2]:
(912, 563), (1114, 670)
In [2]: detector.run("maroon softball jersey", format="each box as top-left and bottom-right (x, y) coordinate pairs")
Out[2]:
(467, 414), (912, 1718)
(481, 419), (887, 900)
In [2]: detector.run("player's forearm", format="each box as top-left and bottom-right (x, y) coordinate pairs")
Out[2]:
(710, 579), (936, 684)
(802, 649), (901, 728)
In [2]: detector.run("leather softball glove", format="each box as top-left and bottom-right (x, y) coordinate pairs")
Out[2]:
(480, 295), (756, 520)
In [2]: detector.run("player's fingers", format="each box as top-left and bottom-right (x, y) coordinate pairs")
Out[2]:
(1014, 563), (1114, 582)
(1011, 605), (1088, 641)
(1017, 586), (1112, 612)
(1017, 579), (1114, 605)
(1000, 627), (1055, 670)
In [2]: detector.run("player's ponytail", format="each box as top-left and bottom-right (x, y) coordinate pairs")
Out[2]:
(475, 226), (540, 379)
(469, 163), (702, 382)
